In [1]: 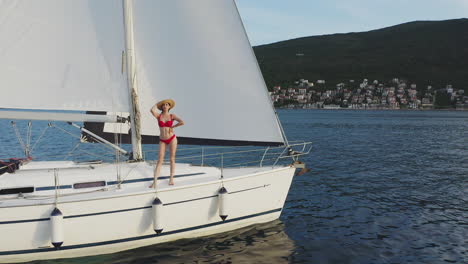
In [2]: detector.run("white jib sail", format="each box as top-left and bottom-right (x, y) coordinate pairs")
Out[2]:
(105, 0), (284, 145)
(0, 0), (129, 113)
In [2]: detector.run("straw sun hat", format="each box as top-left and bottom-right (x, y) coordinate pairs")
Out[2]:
(156, 99), (176, 110)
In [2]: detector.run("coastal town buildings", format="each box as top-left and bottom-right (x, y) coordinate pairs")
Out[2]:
(270, 78), (468, 110)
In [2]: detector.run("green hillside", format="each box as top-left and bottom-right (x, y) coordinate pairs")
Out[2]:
(253, 19), (468, 92)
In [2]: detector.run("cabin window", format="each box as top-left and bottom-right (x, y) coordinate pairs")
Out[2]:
(0, 187), (34, 195)
(73, 181), (106, 189)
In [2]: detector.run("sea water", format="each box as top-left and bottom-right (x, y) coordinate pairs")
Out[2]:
(1, 110), (467, 264)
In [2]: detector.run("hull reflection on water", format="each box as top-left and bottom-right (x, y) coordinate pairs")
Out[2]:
(34, 220), (294, 264)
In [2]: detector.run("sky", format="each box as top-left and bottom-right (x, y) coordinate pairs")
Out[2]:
(235, 0), (468, 46)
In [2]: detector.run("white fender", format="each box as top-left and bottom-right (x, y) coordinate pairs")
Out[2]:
(152, 198), (163, 234)
(218, 187), (228, 221)
(50, 207), (64, 248)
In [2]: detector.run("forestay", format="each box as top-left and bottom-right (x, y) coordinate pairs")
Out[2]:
(0, 0), (129, 113)
(100, 0), (285, 146)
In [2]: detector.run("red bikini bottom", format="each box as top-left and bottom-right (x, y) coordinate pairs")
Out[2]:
(160, 134), (176, 145)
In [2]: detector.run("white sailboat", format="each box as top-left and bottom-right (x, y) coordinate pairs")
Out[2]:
(0, 0), (310, 263)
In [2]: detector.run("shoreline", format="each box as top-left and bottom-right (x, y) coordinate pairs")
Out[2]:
(275, 107), (468, 111)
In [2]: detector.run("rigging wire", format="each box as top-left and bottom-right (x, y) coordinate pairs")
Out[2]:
(66, 142), (82, 160)
(8, 121), (120, 162)
(11, 121), (26, 155)
(52, 124), (117, 155)
(29, 123), (51, 155)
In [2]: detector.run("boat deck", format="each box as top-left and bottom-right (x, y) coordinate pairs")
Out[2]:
(0, 161), (287, 207)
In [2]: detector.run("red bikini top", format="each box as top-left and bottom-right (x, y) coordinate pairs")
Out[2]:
(158, 114), (174, 127)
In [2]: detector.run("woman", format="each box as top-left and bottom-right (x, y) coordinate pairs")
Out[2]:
(150, 99), (184, 187)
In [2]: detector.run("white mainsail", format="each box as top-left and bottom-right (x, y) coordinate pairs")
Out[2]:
(0, 2), (308, 262)
(103, 0), (285, 146)
(0, 0), (129, 113)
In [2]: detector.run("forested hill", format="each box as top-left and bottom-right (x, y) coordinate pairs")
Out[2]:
(253, 18), (468, 92)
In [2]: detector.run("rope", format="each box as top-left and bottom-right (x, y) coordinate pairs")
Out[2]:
(114, 123), (122, 187)
(54, 169), (60, 206)
(131, 88), (142, 142)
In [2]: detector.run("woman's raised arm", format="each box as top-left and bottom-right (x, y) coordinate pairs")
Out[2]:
(150, 104), (159, 119)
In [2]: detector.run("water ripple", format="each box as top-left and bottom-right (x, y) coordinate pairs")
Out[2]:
(1, 110), (467, 263)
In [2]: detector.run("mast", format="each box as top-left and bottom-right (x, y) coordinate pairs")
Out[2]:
(123, 0), (143, 160)
(93, 0), (285, 147)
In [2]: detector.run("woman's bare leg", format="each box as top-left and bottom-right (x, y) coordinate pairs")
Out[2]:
(150, 143), (166, 188)
(168, 137), (178, 185)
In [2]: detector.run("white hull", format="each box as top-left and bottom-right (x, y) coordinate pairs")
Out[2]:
(0, 161), (295, 263)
